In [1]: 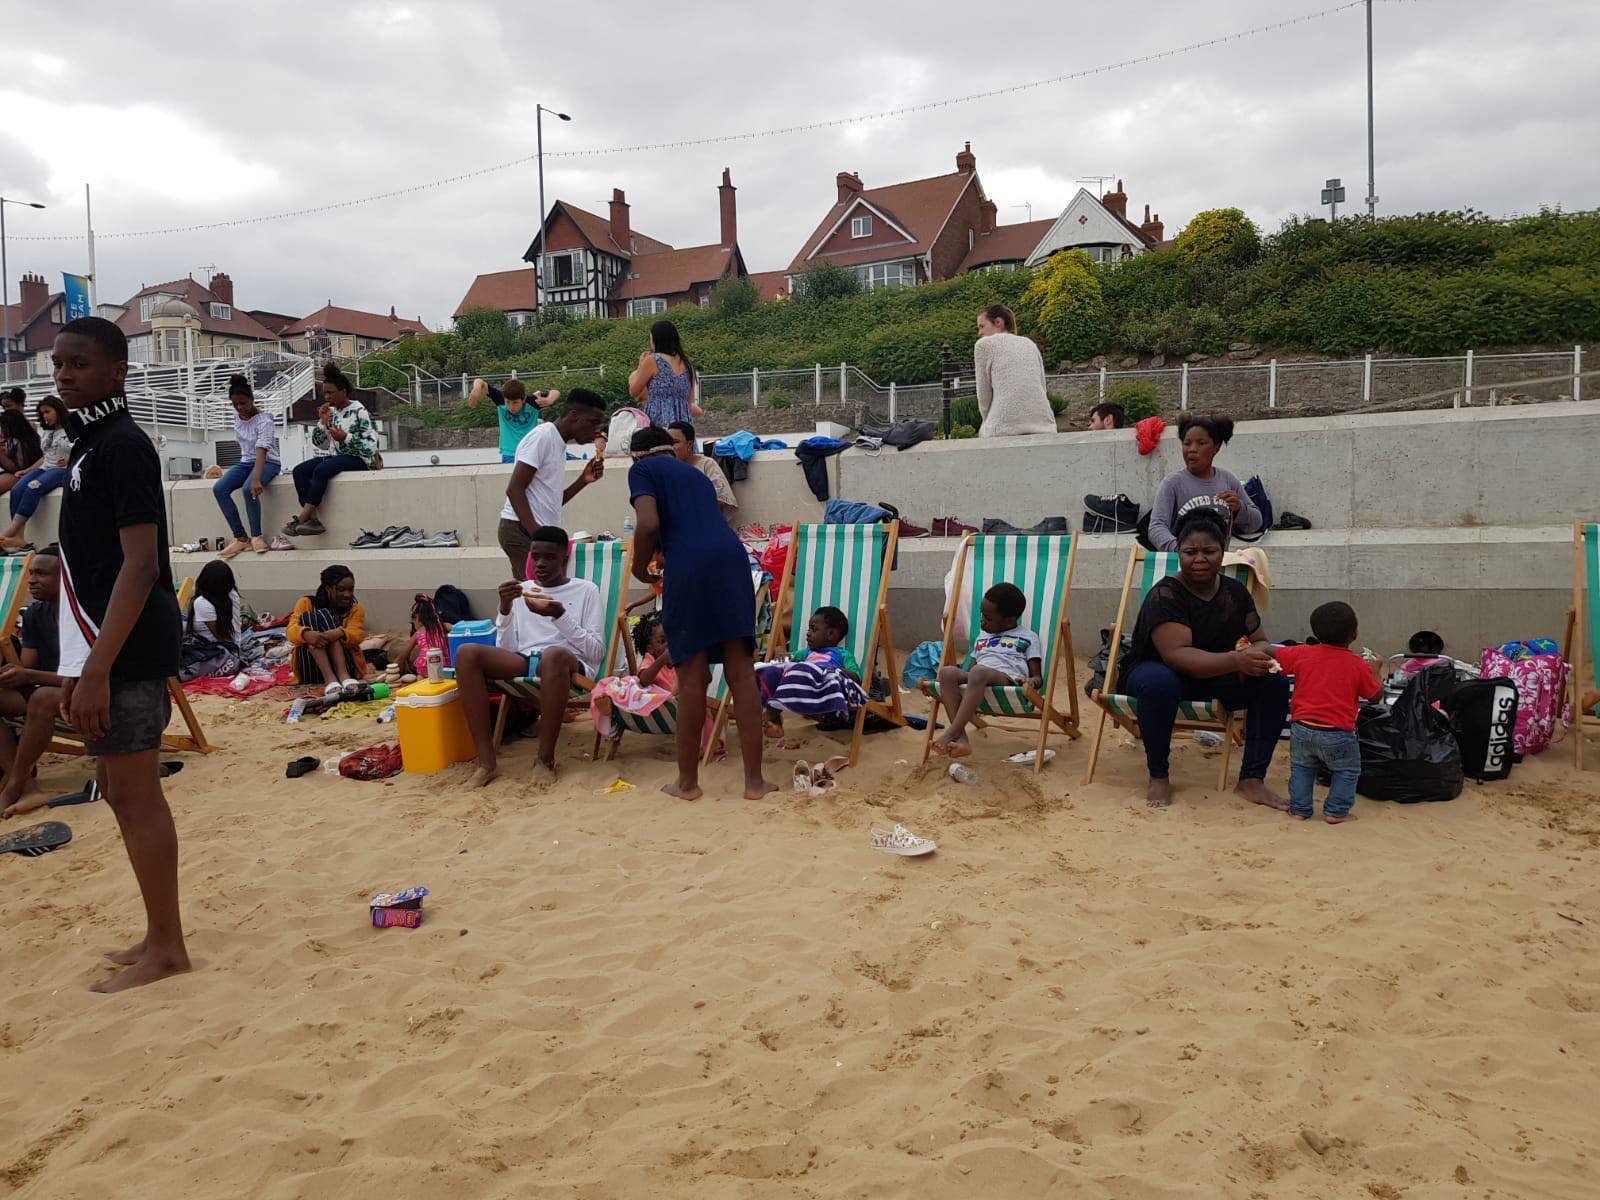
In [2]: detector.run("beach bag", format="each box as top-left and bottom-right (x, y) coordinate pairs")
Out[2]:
(1445, 677), (1519, 782)
(758, 526), (794, 597)
(901, 640), (943, 692)
(433, 584), (472, 625)
(1235, 476), (1272, 542)
(1478, 645), (1569, 755)
(1085, 628), (1133, 698)
(605, 406), (648, 453)
(1082, 494), (1140, 534)
(1356, 670), (1464, 803)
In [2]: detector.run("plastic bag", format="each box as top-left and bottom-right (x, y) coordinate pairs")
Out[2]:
(1356, 667), (1464, 802)
(338, 744), (405, 781)
(758, 526), (794, 596)
(901, 640), (943, 691)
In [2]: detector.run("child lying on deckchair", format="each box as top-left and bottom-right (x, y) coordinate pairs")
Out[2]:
(591, 612), (679, 753)
(756, 606), (866, 738)
(932, 582), (1043, 759)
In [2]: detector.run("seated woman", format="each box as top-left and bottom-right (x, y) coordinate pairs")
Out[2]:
(0, 409), (43, 499)
(179, 560), (246, 679)
(286, 565), (367, 692)
(0, 397), (72, 548)
(215, 374), (282, 557)
(756, 606), (867, 739)
(973, 304), (1056, 437)
(1146, 414), (1264, 551)
(285, 363), (377, 537)
(1120, 509), (1290, 810)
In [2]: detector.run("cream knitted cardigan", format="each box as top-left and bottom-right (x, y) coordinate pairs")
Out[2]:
(973, 332), (1056, 437)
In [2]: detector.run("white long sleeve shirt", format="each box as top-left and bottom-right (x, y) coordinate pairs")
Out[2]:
(492, 576), (606, 676)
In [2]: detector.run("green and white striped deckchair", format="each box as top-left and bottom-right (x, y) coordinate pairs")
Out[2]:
(712, 521), (905, 766)
(918, 534), (1081, 773)
(0, 552), (35, 668)
(490, 539), (633, 749)
(1564, 523), (1600, 769)
(1083, 546), (1255, 788)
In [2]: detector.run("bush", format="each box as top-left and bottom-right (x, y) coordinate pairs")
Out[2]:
(1174, 208), (1261, 267)
(1046, 392), (1068, 416)
(947, 423), (978, 440)
(1103, 380), (1163, 422)
(1018, 250), (1108, 363)
(947, 396), (981, 430)
(794, 262), (861, 302)
(711, 275), (760, 316)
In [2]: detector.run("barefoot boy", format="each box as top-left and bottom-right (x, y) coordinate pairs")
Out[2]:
(933, 583), (1043, 758)
(454, 525), (605, 787)
(51, 317), (189, 991)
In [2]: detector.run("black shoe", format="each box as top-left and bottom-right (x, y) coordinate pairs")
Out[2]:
(1273, 512), (1312, 531)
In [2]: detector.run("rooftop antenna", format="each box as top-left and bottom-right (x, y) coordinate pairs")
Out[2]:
(1077, 175), (1115, 198)
(1008, 203), (1034, 222)
(196, 263), (217, 285)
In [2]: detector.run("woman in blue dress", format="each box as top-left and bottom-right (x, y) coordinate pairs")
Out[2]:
(628, 426), (774, 803)
(628, 319), (703, 428)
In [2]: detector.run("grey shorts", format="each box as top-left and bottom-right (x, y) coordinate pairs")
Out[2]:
(497, 518), (531, 582)
(85, 677), (172, 757)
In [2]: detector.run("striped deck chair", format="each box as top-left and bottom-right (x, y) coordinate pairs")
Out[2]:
(712, 521), (905, 766)
(0, 552), (36, 668)
(489, 539), (633, 749)
(38, 570), (214, 756)
(918, 533), (1080, 772)
(1563, 522), (1600, 769)
(1083, 546), (1254, 788)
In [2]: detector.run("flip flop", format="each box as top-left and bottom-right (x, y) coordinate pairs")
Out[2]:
(870, 824), (937, 857)
(159, 761), (184, 778)
(0, 820), (72, 857)
(286, 755), (320, 779)
(47, 780), (103, 808)
(1006, 749), (1057, 766)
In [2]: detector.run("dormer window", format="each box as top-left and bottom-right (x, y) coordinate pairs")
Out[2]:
(851, 215), (873, 239)
(209, 302), (232, 320)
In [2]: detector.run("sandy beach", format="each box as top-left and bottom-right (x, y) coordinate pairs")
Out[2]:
(3, 671), (1597, 1199)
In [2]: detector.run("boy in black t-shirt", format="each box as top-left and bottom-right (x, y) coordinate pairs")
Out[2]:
(48, 317), (189, 992)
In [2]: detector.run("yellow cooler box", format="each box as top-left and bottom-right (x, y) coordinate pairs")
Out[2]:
(393, 680), (475, 774)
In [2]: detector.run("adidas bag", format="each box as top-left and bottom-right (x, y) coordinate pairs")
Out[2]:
(1445, 677), (1519, 782)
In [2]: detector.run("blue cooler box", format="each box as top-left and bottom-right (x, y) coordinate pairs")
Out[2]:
(447, 619), (496, 663)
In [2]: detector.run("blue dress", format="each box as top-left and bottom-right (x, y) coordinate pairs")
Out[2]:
(629, 454), (754, 665)
(643, 354), (693, 428)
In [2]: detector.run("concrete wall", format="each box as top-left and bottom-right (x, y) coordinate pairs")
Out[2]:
(15, 403), (1596, 654)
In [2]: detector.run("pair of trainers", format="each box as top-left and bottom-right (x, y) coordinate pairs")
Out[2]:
(283, 516), (325, 537)
(349, 525), (459, 549)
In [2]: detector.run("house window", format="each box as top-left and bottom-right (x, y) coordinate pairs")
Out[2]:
(209, 302), (232, 320)
(139, 294), (170, 321)
(629, 298), (667, 319)
(542, 250), (583, 289)
(853, 260), (915, 291)
(699, 295), (710, 307)
(163, 330), (181, 361)
(968, 229), (975, 251)
(851, 215), (873, 239)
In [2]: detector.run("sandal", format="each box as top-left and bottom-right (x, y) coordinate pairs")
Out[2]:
(810, 755), (849, 796)
(286, 755), (319, 779)
(871, 824), (937, 857)
(791, 761), (812, 793)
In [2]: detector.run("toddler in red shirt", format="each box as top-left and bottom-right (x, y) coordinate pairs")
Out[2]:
(1272, 602), (1383, 824)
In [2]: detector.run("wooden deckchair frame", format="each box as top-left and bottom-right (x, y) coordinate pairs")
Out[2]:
(1563, 522), (1599, 770)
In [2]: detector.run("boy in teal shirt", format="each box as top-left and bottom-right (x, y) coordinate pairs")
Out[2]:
(467, 378), (559, 462)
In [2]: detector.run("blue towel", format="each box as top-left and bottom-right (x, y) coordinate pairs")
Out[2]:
(824, 499), (889, 525)
(713, 431), (789, 461)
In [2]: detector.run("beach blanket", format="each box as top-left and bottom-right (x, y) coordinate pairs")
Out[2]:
(756, 660), (867, 718)
(590, 675), (676, 740)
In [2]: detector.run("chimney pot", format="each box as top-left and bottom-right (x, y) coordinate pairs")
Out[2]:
(718, 168), (738, 248)
(956, 141), (976, 172)
(210, 271), (234, 306)
(18, 272), (48, 318)
(1102, 180), (1128, 221)
(836, 171), (864, 203)
(609, 188), (632, 252)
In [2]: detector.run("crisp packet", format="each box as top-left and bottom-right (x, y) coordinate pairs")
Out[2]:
(370, 886), (429, 929)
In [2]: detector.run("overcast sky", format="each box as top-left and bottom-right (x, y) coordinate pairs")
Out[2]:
(4, 0), (1595, 330)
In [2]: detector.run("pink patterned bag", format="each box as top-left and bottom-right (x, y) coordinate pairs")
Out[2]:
(1478, 648), (1570, 756)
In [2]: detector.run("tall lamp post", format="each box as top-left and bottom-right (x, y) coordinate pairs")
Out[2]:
(1, 196), (47, 385)
(1365, 0), (1378, 218)
(535, 104), (571, 313)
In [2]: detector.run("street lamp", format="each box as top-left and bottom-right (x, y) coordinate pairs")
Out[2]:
(535, 104), (571, 315)
(0, 196), (47, 385)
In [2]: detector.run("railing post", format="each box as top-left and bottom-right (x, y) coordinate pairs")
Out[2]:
(1098, 365), (1106, 399)
(1464, 348), (1474, 406)
(1268, 358), (1278, 409)
(838, 362), (846, 405)
(940, 341), (954, 436)
(1180, 362), (1189, 411)
(1362, 353), (1373, 404)
(814, 362), (822, 406)
(460, 373), (467, 403)
(598, 362), (605, 376)
(1574, 344), (1583, 403)
(752, 367), (760, 408)
(888, 381), (897, 424)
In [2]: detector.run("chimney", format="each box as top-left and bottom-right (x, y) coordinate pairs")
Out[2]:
(1102, 179), (1128, 221)
(1139, 205), (1165, 245)
(210, 271), (234, 306)
(608, 188), (631, 252)
(979, 198), (998, 234)
(836, 171), (864, 204)
(718, 167), (737, 248)
(955, 141), (976, 173)
(18, 272), (48, 317)
(389, 305), (398, 320)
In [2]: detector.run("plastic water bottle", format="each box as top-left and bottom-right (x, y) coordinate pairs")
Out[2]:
(285, 698), (307, 724)
(947, 762), (976, 784)
(622, 514), (636, 541)
(229, 671), (253, 693)
(376, 705), (396, 724)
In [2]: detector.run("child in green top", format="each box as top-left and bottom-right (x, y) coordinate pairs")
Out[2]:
(756, 606), (868, 737)
(467, 378), (560, 463)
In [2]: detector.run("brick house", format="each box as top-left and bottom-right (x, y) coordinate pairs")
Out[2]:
(500, 169), (749, 320)
(112, 273), (280, 363)
(1, 272), (66, 379)
(1021, 181), (1166, 268)
(278, 304), (428, 357)
(452, 268), (539, 325)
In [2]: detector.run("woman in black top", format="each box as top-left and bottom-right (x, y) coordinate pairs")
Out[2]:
(1121, 508), (1289, 809)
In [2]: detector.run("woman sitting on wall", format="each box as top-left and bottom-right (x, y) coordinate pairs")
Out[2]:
(973, 304), (1056, 437)
(1146, 414), (1263, 551)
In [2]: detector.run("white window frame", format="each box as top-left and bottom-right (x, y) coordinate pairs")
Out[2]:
(542, 250), (584, 290)
(629, 298), (667, 319)
(851, 215), (873, 239)
(209, 302), (232, 320)
(139, 294), (167, 321)
(853, 259), (916, 291)
(163, 329), (181, 361)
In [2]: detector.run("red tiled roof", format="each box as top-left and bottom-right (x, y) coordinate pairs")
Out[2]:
(115, 278), (280, 341)
(787, 170), (974, 273)
(0, 292), (63, 341)
(280, 304), (427, 341)
(246, 309), (298, 335)
(747, 271), (790, 302)
(613, 244), (739, 300)
(960, 218), (1056, 271)
(454, 268), (539, 318)
(526, 201), (674, 262)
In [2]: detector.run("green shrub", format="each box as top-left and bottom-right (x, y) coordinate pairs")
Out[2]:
(1103, 380), (1163, 422)
(793, 262), (861, 302)
(711, 275), (760, 315)
(946, 396), (981, 430)
(1019, 250), (1108, 363)
(1046, 392), (1068, 415)
(1174, 208), (1261, 267)
(765, 394), (793, 410)
(947, 423), (978, 440)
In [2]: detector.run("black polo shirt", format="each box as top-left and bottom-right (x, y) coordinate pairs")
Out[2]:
(56, 397), (181, 681)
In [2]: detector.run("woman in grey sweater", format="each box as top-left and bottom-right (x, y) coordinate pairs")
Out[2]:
(973, 305), (1056, 437)
(1147, 414), (1263, 550)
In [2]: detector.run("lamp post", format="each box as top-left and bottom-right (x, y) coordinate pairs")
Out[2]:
(535, 104), (571, 314)
(0, 196), (47, 385)
(1365, 0), (1378, 217)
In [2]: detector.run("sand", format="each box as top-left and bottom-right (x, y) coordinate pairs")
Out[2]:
(3, 674), (1598, 1199)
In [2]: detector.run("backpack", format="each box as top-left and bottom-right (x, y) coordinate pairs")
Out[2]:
(1478, 646), (1570, 756)
(1234, 476), (1272, 543)
(433, 584), (472, 625)
(1444, 677), (1520, 782)
(1082, 494), (1140, 534)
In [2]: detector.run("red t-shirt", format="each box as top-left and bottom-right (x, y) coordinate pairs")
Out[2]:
(1274, 643), (1383, 731)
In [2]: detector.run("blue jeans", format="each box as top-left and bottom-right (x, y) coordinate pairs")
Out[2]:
(292, 454), (366, 508)
(213, 459), (282, 537)
(1288, 724), (1361, 818)
(1124, 660), (1290, 781)
(8, 466), (69, 520)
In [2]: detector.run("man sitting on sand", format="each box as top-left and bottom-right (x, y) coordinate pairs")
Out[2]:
(454, 525), (606, 788)
(0, 546), (66, 817)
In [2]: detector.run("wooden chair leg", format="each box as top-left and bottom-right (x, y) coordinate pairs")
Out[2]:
(1216, 716), (1238, 791)
(1084, 705), (1110, 785)
(848, 703), (868, 767)
(166, 678), (213, 753)
(921, 686), (941, 763)
(491, 693), (510, 751)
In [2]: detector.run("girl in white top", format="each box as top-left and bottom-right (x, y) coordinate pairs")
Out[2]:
(189, 560), (245, 646)
(973, 304), (1056, 437)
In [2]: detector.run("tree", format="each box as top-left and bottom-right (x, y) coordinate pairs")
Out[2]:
(1174, 208), (1262, 267)
(710, 274), (760, 315)
(794, 262), (860, 302)
(1018, 250), (1108, 363)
